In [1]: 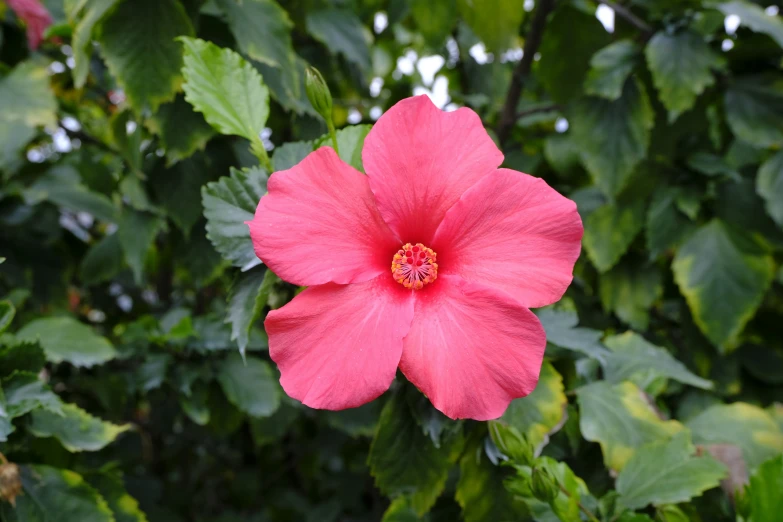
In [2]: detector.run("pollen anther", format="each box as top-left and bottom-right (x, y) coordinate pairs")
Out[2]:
(392, 243), (438, 290)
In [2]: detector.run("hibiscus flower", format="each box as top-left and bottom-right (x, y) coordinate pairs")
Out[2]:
(247, 96), (583, 420)
(7, 0), (52, 50)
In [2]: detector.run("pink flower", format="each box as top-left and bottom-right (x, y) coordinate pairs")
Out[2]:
(7, 0), (52, 50)
(248, 96), (583, 420)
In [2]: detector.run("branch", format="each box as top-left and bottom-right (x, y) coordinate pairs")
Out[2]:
(597, 0), (653, 36)
(496, 0), (556, 145)
(516, 104), (561, 119)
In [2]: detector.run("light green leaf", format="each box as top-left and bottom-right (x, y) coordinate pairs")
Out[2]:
(757, 150), (783, 228)
(24, 166), (119, 223)
(0, 300), (14, 333)
(180, 37), (270, 155)
(646, 187), (696, 258)
(583, 198), (646, 273)
(645, 30), (724, 121)
(501, 362), (567, 453)
(0, 122), (36, 172)
(410, 0), (457, 46)
(97, 0), (193, 112)
(0, 465), (114, 522)
(599, 261), (662, 330)
(584, 40), (640, 100)
(17, 316), (117, 367)
(272, 140), (312, 171)
(306, 9), (371, 71)
(202, 166), (268, 270)
(0, 61), (58, 128)
(30, 403), (129, 452)
(117, 209), (163, 285)
(570, 79), (654, 197)
(381, 497), (425, 522)
(457, 0), (525, 53)
(0, 340), (46, 378)
(603, 332), (713, 390)
(687, 403), (783, 470)
(672, 219), (775, 351)
(368, 388), (462, 514)
(715, 1), (783, 49)
(226, 268), (278, 357)
(3, 371), (64, 419)
(87, 471), (149, 522)
(536, 308), (609, 362)
(314, 124), (372, 172)
(147, 95), (215, 166)
(69, 0), (121, 88)
(724, 74), (783, 148)
(216, 354), (280, 417)
(576, 381), (684, 471)
(616, 432), (726, 511)
(745, 455), (783, 522)
(80, 234), (124, 286)
(538, 4), (611, 104)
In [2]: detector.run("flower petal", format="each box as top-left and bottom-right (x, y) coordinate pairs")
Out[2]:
(399, 275), (546, 420)
(362, 95), (503, 243)
(266, 275), (415, 410)
(432, 169), (583, 308)
(248, 147), (400, 286)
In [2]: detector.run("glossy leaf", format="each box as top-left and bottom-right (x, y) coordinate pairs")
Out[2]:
(216, 354), (280, 417)
(16, 317), (117, 367)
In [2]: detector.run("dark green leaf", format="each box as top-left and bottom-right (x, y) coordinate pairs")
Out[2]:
(757, 150), (783, 228)
(0, 340), (45, 378)
(715, 1), (783, 49)
(536, 308), (609, 362)
(724, 75), (783, 148)
(0, 300), (14, 334)
(216, 354), (280, 417)
(305, 9), (371, 71)
(272, 140), (312, 171)
(457, 0), (525, 53)
(646, 187), (696, 258)
(226, 268), (278, 357)
(583, 198), (646, 273)
(599, 261), (662, 330)
(80, 234), (124, 286)
(24, 166), (118, 223)
(584, 40), (640, 100)
(410, 0), (457, 47)
(17, 316), (117, 367)
(69, 0), (121, 87)
(117, 209), (163, 285)
(314, 124), (371, 172)
(147, 95), (215, 165)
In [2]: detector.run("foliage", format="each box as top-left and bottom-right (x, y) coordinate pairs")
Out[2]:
(0, 0), (782, 520)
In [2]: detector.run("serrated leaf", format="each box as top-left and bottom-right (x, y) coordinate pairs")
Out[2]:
(69, 0), (121, 88)
(0, 300), (14, 333)
(576, 381), (684, 471)
(17, 316), (117, 367)
(24, 166), (119, 223)
(180, 37), (270, 153)
(368, 387), (462, 514)
(687, 403), (783, 470)
(3, 371), (63, 419)
(97, 0), (193, 112)
(226, 268), (277, 357)
(715, 0), (783, 49)
(599, 261), (662, 330)
(672, 219), (775, 351)
(147, 95), (215, 166)
(724, 74), (783, 148)
(117, 209), (163, 285)
(646, 187), (696, 258)
(272, 141), (312, 171)
(456, 0), (525, 53)
(0, 465), (114, 522)
(306, 9), (371, 70)
(645, 30), (724, 121)
(202, 166), (268, 270)
(87, 471), (148, 522)
(757, 150), (783, 229)
(584, 40), (640, 100)
(0, 340), (45, 378)
(603, 332), (713, 390)
(501, 362), (567, 453)
(616, 431), (726, 511)
(570, 79), (654, 197)
(216, 354), (280, 417)
(314, 124), (372, 172)
(744, 455), (783, 522)
(536, 308), (609, 362)
(30, 403), (129, 452)
(583, 198), (646, 273)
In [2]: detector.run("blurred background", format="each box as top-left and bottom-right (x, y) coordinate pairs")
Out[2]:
(0, 0), (782, 521)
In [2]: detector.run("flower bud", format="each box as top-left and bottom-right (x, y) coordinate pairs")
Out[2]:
(530, 467), (559, 504)
(305, 66), (333, 122)
(0, 462), (22, 506)
(488, 421), (534, 466)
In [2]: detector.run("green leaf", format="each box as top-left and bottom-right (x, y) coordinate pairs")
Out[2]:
(24, 166), (119, 223)
(87, 471), (149, 522)
(68, 0), (121, 88)
(368, 387), (462, 514)
(0, 340), (46, 378)
(179, 37), (270, 154)
(757, 150), (783, 228)
(576, 381), (684, 471)
(17, 316), (117, 367)
(150, 154), (215, 236)
(3, 371), (63, 419)
(583, 198), (646, 273)
(457, 0), (525, 53)
(80, 234), (124, 286)
(305, 9), (371, 71)
(715, 1), (783, 49)
(410, 0), (457, 47)
(272, 140), (313, 171)
(97, 0), (193, 112)
(30, 403), (129, 452)
(599, 261), (662, 330)
(0, 300), (14, 333)
(202, 166), (268, 270)
(570, 79), (654, 197)
(147, 95), (215, 166)
(724, 75), (783, 148)
(646, 187), (696, 258)
(584, 40), (640, 100)
(616, 432), (726, 511)
(117, 209), (163, 285)
(226, 268), (277, 357)
(536, 308), (609, 362)
(603, 332), (713, 390)
(687, 152), (742, 180)
(314, 124), (372, 172)
(500, 362), (567, 453)
(744, 455), (783, 522)
(645, 30), (724, 121)
(381, 497), (425, 522)
(538, 4), (611, 104)
(323, 400), (383, 437)
(672, 219), (775, 351)
(249, 400), (300, 447)
(0, 61), (58, 128)
(687, 403), (783, 470)
(0, 465), (114, 522)
(216, 354), (280, 417)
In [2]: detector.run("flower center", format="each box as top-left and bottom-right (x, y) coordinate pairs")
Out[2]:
(391, 243), (438, 290)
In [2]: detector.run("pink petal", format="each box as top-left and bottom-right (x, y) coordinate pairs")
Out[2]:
(266, 275), (415, 410)
(432, 169), (583, 309)
(362, 96), (503, 244)
(7, 0), (52, 49)
(399, 275), (546, 420)
(248, 147), (401, 286)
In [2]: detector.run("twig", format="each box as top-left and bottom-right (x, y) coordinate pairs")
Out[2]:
(496, 0), (556, 145)
(557, 483), (601, 522)
(597, 0), (654, 36)
(516, 104), (561, 119)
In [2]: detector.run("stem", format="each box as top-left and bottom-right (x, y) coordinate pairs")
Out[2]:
(327, 120), (340, 156)
(516, 104), (561, 119)
(496, 0), (556, 145)
(597, 0), (654, 36)
(556, 483), (600, 522)
(251, 138), (273, 172)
